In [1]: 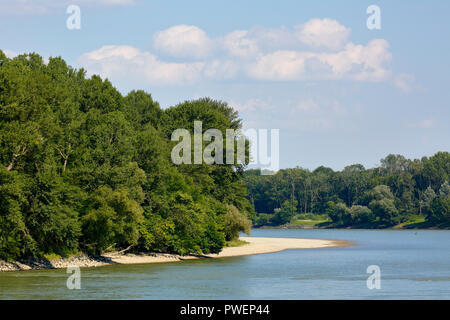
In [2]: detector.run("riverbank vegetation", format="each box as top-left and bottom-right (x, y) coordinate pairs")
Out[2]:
(245, 153), (449, 229)
(0, 51), (253, 261)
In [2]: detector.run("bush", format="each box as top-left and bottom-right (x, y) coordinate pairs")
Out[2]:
(327, 201), (351, 226)
(327, 201), (373, 226)
(367, 185), (400, 225)
(369, 198), (399, 225)
(349, 205), (373, 224)
(253, 213), (274, 226)
(223, 205), (251, 241)
(273, 200), (298, 225)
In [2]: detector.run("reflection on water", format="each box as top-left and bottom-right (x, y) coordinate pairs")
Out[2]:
(0, 229), (449, 299)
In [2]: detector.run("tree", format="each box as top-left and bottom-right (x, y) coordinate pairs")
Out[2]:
(350, 205), (373, 224)
(81, 187), (143, 254)
(422, 186), (436, 213)
(425, 181), (450, 224)
(439, 181), (450, 199)
(222, 205), (251, 241)
(369, 198), (399, 225)
(427, 198), (450, 224)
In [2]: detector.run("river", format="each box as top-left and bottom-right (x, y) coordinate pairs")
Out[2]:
(0, 229), (449, 299)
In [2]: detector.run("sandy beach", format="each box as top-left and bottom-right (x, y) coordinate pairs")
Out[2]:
(0, 237), (353, 272)
(103, 236), (352, 265)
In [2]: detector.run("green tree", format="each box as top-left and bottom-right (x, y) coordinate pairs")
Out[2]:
(368, 185), (399, 225)
(274, 199), (298, 225)
(81, 187), (143, 254)
(222, 204), (251, 241)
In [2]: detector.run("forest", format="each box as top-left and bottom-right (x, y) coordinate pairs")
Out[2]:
(0, 51), (253, 261)
(244, 152), (449, 228)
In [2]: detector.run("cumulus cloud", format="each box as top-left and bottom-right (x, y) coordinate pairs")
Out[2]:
(2, 49), (18, 58)
(246, 39), (392, 82)
(78, 45), (240, 84)
(221, 30), (260, 58)
(316, 39), (392, 81)
(220, 26), (295, 58)
(78, 20), (399, 86)
(153, 25), (213, 59)
(296, 18), (351, 50)
(79, 45), (204, 84)
(247, 50), (313, 81)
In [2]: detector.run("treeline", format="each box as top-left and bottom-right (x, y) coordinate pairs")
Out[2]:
(244, 153), (450, 228)
(0, 51), (253, 261)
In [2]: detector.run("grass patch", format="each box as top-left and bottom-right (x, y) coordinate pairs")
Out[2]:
(225, 239), (249, 247)
(290, 219), (328, 226)
(393, 215), (426, 229)
(290, 215), (331, 228)
(43, 250), (81, 261)
(43, 253), (62, 261)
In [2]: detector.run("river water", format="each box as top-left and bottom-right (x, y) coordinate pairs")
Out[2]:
(0, 229), (449, 299)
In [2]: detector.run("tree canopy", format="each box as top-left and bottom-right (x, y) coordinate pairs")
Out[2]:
(0, 51), (253, 260)
(245, 152), (449, 228)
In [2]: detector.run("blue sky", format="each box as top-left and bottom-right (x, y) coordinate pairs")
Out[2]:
(1, 0), (449, 170)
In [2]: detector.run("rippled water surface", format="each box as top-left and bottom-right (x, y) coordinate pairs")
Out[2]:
(1, 229), (449, 299)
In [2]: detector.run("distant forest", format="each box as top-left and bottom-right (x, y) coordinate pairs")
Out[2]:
(244, 152), (450, 228)
(0, 51), (253, 261)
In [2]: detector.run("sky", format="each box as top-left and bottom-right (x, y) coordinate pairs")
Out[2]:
(1, 0), (449, 171)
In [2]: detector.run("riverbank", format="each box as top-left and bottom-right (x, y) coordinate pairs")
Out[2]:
(257, 223), (450, 230)
(256, 216), (450, 230)
(0, 236), (352, 272)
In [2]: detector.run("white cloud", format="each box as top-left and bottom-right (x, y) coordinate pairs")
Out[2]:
(2, 49), (18, 58)
(221, 30), (260, 58)
(78, 45), (241, 84)
(79, 45), (205, 84)
(317, 39), (392, 81)
(77, 20), (400, 86)
(220, 26), (295, 58)
(296, 18), (351, 50)
(246, 39), (391, 82)
(247, 50), (313, 81)
(153, 25), (213, 59)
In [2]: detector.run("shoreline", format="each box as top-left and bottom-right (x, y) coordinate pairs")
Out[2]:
(255, 223), (450, 230)
(0, 236), (353, 272)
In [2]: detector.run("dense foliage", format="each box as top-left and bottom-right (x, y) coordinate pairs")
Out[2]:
(245, 153), (450, 228)
(0, 51), (253, 261)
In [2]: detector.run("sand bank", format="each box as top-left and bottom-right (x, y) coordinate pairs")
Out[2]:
(0, 236), (353, 272)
